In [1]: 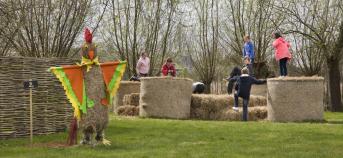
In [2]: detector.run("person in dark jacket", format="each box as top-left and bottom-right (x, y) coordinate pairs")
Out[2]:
(192, 82), (205, 94)
(229, 67), (266, 121)
(226, 66), (241, 94)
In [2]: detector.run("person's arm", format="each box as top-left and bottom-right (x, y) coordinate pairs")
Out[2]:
(229, 76), (238, 82)
(171, 65), (176, 77)
(251, 77), (267, 85)
(136, 60), (141, 75)
(272, 40), (280, 48)
(242, 47), (246, 57)
(227, 80), (235, 94)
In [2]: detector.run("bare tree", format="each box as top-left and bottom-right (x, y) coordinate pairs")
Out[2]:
(0, 0), (94, 57)
(104, 0), (177, 76)
(291, 34), (324, 76)
(221, 0), (284, 78)
(189, 0), (220, 93)
(0, 1), (19, 56)
(276, 0), (343, 111)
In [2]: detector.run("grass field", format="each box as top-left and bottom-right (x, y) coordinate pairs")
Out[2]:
(1, 112), (343, 158)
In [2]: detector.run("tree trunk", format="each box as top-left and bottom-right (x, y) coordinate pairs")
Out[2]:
(327, 57), (342, 111)
(203, 81), (212, 94)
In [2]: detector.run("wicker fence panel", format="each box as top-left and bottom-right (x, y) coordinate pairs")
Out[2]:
(0, 57), (76, 139)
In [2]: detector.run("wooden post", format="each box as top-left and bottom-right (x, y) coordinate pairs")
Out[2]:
(24, 79), (37, 146)
(29, 83), (33, 146)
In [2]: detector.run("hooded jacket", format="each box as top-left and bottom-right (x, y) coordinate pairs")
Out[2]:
(272, 37), (292, 61)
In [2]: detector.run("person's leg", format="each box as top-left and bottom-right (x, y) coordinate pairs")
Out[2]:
(248, 64), (253, 76)
(248, 58), (254, 76)
(280, 58), (287, 76)
(242, 98), (249, 121)
(284, 59), (288, 76)
(234, 93), (239, 107)
(143, 73), (149, 77)
(280, 58), (284, 76)
(279, 60), (284, 76)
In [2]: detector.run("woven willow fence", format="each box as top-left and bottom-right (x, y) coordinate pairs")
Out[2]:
(0, 56), (76, 139)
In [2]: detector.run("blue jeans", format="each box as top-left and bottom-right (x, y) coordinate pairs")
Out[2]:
(279, 58), (288, 76)
(234, 93), (250, 121)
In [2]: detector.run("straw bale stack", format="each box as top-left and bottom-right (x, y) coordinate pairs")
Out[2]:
(250, 84), (267, 96)
(123, 93), (140, 106)
(139, 77), (193, 119)
(117, 105), (139, 116)
(223, 106), (267, 121)
(190, 94), (267, 120)
(114, 81), (140, 113)
(267, 77), (324, 122)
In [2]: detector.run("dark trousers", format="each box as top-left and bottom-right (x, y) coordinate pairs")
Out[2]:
(234, 93), (250, 121)
(279, 58), (288, 76)
(249, 58), (254, 76)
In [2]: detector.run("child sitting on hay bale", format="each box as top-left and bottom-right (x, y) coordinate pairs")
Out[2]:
(161, 57), (176, 77)
(229, 67), (266, 121)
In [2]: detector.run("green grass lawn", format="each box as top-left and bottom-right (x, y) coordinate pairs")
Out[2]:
(1, 112), (343, 158)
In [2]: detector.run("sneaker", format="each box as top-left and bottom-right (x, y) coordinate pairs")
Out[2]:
(278, 76), (284, 79)
(232, 107), (239, 111)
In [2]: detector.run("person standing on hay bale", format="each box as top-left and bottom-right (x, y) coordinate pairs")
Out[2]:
(49, 28), (126, 146)
(243, 35), (255, 76)
(272, 32), (292, 78)
(136, 52), (150, 77)
(161, 57), (176, 77)
(192, 82), (205, 94)
(229, 67), (266, 121)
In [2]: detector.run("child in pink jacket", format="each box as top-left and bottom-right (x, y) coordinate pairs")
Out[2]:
(272, 32), (292, 77)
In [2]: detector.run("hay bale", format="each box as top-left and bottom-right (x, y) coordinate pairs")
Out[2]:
(190, 94), (230, 120)
(117, 105), (139, 116)
(123, 93), (140, 106)
(139, 77), (193, 119)
(267, 77), (324, 122)
(250, 84), (267, 96)
(223, 106), (267, 121)
(190, 94), (267, 120)
(114, 81), (140, 112)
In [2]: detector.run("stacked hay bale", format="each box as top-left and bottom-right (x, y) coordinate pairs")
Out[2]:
(123, 93), (140, 106)
(267, 77), (324, 122)
(114, 81), (140, 113)
(250, 84), (267, 96)
(117, 93), (140, 116)
(223, 106), (267, 121)
(190, 94), (267, 121)
(139, 77), (193, 119)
